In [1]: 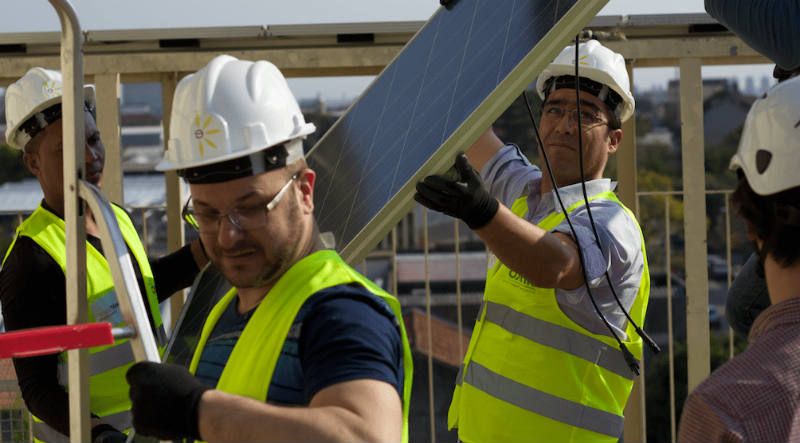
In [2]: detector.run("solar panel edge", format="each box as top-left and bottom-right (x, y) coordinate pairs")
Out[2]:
(432, 0), (612, 163)
(305, 5), (446, 159)
(339, 0), (610, 266)
(338, 191), (419, 265)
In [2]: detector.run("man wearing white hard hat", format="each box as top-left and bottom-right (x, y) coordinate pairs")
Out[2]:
(125, 55), (412, 442)
(704, 0), (800, 339)
(0, 68), (207, 443)
(677, 74), (800, 442)
(415, 40), (650, 442)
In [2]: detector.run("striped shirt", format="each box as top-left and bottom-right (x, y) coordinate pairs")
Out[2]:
(678, 297), (800, 442)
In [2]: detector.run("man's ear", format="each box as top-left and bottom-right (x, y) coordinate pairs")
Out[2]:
(607, 128), (622, 155)
(297, 168), (316, 213)
(23, 151), (40, 177)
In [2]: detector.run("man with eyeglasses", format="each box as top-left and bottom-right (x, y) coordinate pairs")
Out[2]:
(415, 40), (649, 442)
(124, 55), (413, 443)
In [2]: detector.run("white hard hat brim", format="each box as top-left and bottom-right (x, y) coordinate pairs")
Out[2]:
(5, 84), (96, 150)
(535, 64), (635, 123)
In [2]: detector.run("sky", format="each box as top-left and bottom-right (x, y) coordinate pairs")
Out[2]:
(0, 0), (774, 100)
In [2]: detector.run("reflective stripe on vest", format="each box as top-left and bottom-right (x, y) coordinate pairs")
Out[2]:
(458, 361), (625, 438)
(32, 420), (69, 443)
(58, 341), (135, 380)
(449, 190), (650, 443)
(189, 250), (414, 443)
(32, 409), (132, 443)
(5, 203), (162, 442)
(483, 301), (635, 380)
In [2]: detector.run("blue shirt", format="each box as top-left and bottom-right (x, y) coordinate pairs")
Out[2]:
(194, 283), (404, 405)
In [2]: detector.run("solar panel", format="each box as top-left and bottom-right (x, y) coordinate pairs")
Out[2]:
(307, 0), (607, 264)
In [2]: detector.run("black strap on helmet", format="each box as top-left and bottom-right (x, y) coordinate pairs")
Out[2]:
(178, 143), (290, 184)
(19, 101), (96, 143)
(543, 75), (623, 127)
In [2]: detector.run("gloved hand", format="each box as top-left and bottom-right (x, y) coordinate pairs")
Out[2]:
(414, 152), (499, 229)
(126, 361), (211, 441)
(91, 424), (127, 443)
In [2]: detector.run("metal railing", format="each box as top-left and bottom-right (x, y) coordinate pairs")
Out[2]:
(1, 206), (172, 258)
(636, 188), (742, 443)
(3, 183), (748, 443)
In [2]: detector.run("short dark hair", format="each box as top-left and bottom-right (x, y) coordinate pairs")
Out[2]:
(732, 176), (800, 268)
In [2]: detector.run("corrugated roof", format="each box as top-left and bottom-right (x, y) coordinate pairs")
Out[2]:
(0, 174), (187, 213)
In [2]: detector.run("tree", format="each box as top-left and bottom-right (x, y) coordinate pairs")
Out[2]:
(636, 169), (686, 272)
(0, 143), (32, 185)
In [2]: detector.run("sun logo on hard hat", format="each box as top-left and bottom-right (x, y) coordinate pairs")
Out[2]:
(575, 55), (591, 66)
(42, 81), (62, 99)
(193, 113), (221, 157)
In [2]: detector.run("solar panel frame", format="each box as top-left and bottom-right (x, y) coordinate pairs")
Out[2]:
(307, 0), (609, 265)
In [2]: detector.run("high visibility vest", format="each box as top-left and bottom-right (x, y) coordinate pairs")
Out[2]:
(189, 249), (414, 442)
(3, 203), (163, 443)
(448, 190), (650, 443)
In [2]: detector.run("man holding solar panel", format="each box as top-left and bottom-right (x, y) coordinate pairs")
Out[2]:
(124, 55), (413, 442)
(416, 40), (652, 442)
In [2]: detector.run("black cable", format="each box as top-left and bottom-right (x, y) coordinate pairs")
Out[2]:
(570, 36), (660, 355)
(522, 92), (639, 376)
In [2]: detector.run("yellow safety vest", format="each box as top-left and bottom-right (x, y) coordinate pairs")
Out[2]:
(449, 190), (650, 442)
(3, 203), (163, 443)
(189, 249), (413, 442)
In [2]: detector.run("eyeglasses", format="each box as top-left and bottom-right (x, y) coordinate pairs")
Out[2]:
(541, 104), (608, 128)
(182, 174), (297, 233)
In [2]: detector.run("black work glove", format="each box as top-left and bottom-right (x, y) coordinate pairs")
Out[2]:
(91, 424), (127, 443)
(414, 152), (499, 229)
(126, 361), (211, 441)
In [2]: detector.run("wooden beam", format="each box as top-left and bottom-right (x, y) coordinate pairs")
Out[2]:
(679, 58), (711, 393)
(605, 36), (764, 61)
(94, 73), (123, 204)
(0, 46), (402, 79)
(160, 72), (186, 332)
(620, 63), (645, 443)
(616, 61), (638, 212)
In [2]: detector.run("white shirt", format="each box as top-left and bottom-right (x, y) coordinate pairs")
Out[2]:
(480, 144), (646, 339)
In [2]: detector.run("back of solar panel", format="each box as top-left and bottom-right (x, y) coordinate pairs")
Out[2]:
(307, 0), (608, 264)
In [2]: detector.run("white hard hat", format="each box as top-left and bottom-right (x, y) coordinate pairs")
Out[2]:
(536, 40), (634, 123)
(157, 54), (315, 180)
(4, 67), (96, 150)
(729, 75), (800, 196)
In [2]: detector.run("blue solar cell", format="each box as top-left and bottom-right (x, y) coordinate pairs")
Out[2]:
(307, 0), (606, 263)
